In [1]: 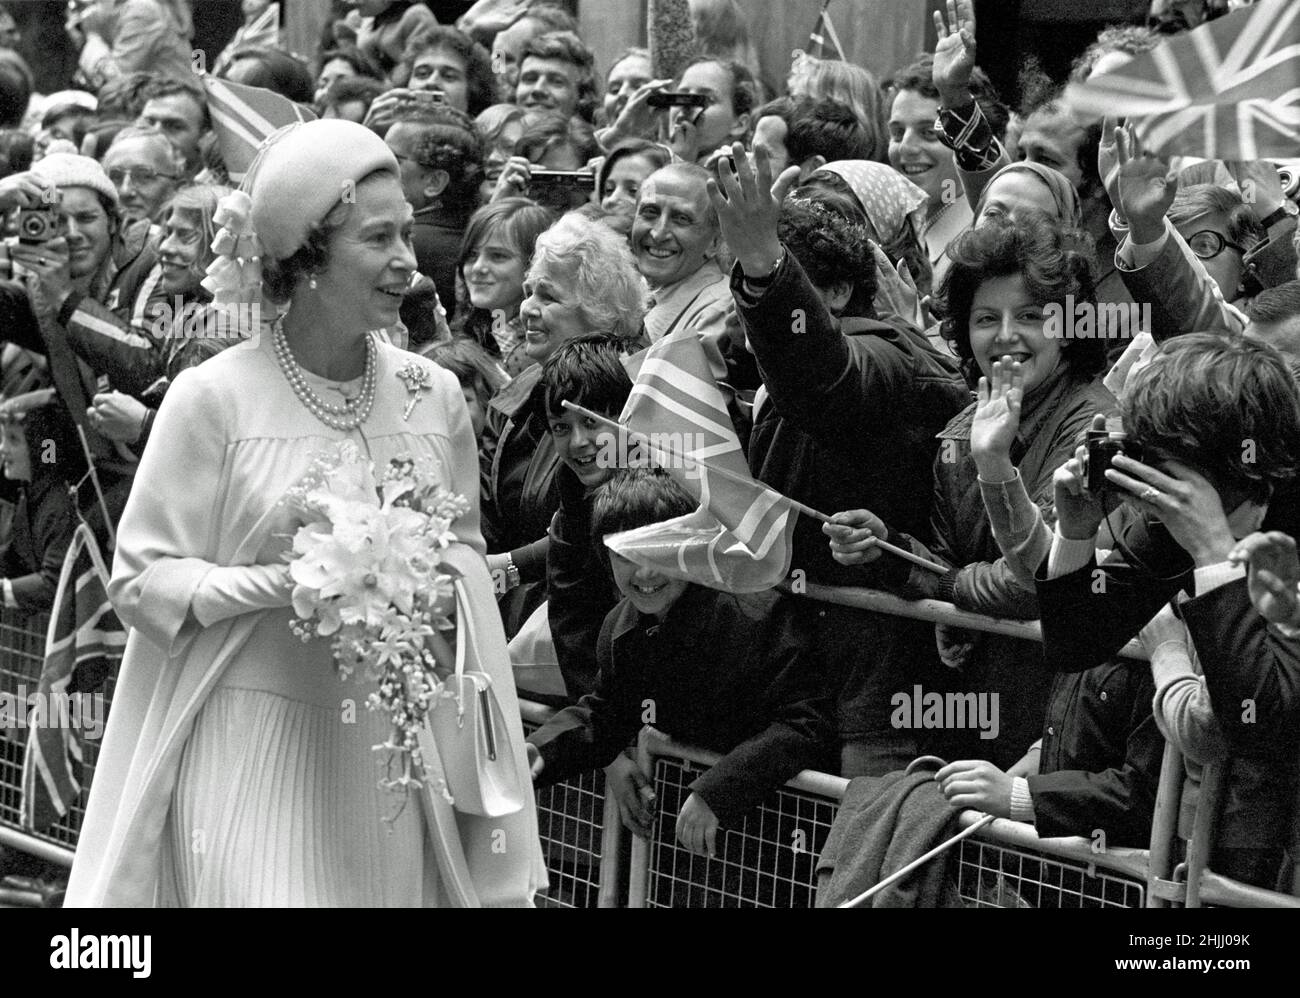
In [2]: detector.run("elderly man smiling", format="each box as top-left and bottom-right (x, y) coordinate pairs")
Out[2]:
(631, 162), (732, 378)
(101, 126), (180, 230)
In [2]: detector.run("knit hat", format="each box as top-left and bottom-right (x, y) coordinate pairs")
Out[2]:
(30, 152), (118, 207)
(202, 119), (398, 306)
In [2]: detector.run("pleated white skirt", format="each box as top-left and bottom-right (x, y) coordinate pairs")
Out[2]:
(155, 612), (442, 907)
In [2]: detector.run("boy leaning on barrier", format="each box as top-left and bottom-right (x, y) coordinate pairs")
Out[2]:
(525, 467), (836, 857)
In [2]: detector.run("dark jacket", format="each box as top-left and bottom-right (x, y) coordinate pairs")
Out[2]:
(528, 585), (836, 823)
(875, 368), (1118, 766)
(0, 220), (167, 400)
(545, 474), (619, 702)
(411, 206), (466, 327)
(2, 476), (74, 613)
(732, 251), (968, 748)
(479, 364), (558, 636)
(734, 252), (967, 587)
(1029, 661), (1163, 847)
(1035, 494), (1300, 851)
(480, 364), (558, 571)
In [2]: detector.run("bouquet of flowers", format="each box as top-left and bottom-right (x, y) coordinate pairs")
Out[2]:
(282, 441), (470, 811)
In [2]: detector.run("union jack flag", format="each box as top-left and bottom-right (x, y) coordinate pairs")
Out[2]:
(1065, 0), (1300, 160)
(605, 330), (798, 593)
(202, 75), (316, 183)
(21, 524), (123, 833)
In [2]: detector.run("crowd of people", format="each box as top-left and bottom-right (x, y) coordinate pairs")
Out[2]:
(0, 0), (1297, 907)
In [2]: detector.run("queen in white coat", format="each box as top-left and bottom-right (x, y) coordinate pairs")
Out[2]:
(65, 119), (545, 907)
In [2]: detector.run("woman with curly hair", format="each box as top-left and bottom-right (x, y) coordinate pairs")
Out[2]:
(826, 210), (1117, 769)
(479, 211), (646, 638)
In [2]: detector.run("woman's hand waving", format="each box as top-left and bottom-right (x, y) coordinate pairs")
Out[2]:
(970, 356), (1024, 482)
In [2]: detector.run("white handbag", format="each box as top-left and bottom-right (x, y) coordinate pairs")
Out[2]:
(425, 578), (526, 817)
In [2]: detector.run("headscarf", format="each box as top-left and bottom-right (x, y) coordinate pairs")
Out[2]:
(816, 160), (928, 246)
(974, 161), (1082, 229)
(203, 118), (399, 306)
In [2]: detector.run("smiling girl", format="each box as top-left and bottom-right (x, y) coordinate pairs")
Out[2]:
(453, 196), (554, 375)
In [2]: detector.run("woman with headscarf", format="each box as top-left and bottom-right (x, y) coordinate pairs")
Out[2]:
(65, 118), (544, 907)
(801, 159), (932, 325)
(972, 160), (1082, 230)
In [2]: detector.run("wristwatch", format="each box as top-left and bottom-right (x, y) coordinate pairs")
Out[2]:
(742, 247), (785, 287)
(504, 553), (521, 591)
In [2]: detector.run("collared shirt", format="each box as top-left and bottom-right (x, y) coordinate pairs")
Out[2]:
(642, 258), (731, 343)
(643, 258), (733, 381)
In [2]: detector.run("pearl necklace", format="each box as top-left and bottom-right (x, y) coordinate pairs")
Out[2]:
(272, 319), (378, 431)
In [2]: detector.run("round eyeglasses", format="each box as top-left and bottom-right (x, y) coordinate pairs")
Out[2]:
(1186, 230), (1246, 261)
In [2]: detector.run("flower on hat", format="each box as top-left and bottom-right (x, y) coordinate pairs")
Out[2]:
(203, 190), (264, 307)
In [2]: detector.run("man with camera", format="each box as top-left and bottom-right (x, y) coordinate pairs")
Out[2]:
(0, 154), (163, 469)
(1036, 333), (1300, 885)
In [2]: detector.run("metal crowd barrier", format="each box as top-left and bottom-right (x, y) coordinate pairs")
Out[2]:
(2, 590), (1298, 909)
(623, 729), (1152, 908)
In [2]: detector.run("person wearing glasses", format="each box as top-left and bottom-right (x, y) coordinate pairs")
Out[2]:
(1103, 126), (1299, 396)
(100, 126), (181, 229)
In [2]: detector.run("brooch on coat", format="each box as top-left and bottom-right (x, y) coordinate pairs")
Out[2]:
(396, 362), (434, 420)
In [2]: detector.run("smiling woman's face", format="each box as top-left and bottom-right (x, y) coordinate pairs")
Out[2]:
(312, 174), (417, 332)
(967, 273), (1063, 393)
(156, 206), (208, 295)
(518, 257), (588, 362)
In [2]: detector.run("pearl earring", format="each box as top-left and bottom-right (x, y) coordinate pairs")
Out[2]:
(308, 274), (318, 290)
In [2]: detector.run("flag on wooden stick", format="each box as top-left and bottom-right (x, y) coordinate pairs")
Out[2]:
(1064, 0), (1300, 160)
(602, 329), (799, 593)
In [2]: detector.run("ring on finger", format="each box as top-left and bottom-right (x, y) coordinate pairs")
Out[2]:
(1140, 486), (1162, 502)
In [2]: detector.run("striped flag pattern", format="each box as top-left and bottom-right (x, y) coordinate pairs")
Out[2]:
(1064, 0), (1300, 160)
(606, 330), (797, 593)
(21, 524), (124, 833)
(201, 75), (316, 183)
(808, 1), (848, 61)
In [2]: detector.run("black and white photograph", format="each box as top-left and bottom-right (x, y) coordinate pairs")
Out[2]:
(0, 0), (1294, 976)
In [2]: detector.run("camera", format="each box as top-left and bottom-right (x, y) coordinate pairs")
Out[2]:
(402, 89), (446, 108)
(647, 92), (711, 110)
(1086, 429), (1146, 492)
(1275, 161), (1300, 199)
(17, 192), (64, 245)
(527, 170), (596, 193)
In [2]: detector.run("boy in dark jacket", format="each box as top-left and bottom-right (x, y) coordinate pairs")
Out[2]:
(539, 334), (634, 702)
(527, 468), (836, 856)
